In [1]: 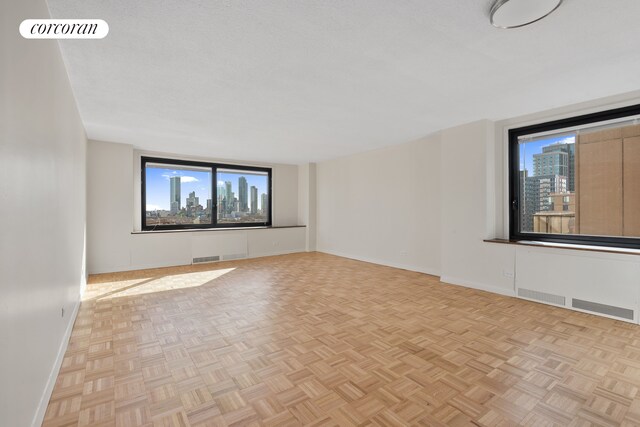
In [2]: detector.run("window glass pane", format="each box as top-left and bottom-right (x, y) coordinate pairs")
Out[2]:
(217, 169), (269, 224)
(517, 120), (640, 238)
(518, 132), (575, 235)
(145, 163), (212, 226)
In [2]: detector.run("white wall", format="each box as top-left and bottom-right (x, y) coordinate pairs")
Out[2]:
(273, 163), (299, 227)
(316, 93), (640, 323)
(298, 163), (317, 251)
(439, 121), (516, 295)
(316, 135), (442, 275)
(0, 1), (87, 426)
(87, 140), (306, 274)
(87, 140), (133, 271)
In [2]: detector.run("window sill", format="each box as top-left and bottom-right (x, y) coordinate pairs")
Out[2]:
(132, 225), (306, 235)
(484, 238), (640, 256)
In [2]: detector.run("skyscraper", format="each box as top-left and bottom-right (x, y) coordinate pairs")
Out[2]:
(519, 170), (528, 232)
(261, 193), (267, 214)
(224, 181), (233, 203)
(217, 183), (226, 217)
(250, 186), (258, 214)
(542, 142), (575, 191)
(238, 176), (248, 212)
(225, 181), (233, 213)
(170, 176), (181, 214)
(533, 150), (568, 178)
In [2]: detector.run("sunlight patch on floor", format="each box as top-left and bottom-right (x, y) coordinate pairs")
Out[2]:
(83, 268), (236, 301)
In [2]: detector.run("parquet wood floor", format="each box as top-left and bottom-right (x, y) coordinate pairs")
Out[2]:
(43, 252), (640, 426)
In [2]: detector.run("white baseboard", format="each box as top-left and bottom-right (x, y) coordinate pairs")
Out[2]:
(318, 250), (513, 298)
(318, 249), (440, 277)
(440, 276), (516, 297)
(245, 249), (305, 259)
(31, 297), (81, 427)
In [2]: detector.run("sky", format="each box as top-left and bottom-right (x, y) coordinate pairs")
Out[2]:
(146, 166), (268, 211)
(519, 134), (575, 174)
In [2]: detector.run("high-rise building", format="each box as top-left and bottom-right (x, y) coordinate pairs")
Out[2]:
(238, 176), (248, 212)
(533, 149), (568, 178)
(217, 183), (225, 199)
(261, 193), (267, 214)
(250, 186), (258, 214)
(519, 170), (528, 231)
(542, 142), (575, 191)
(225, 181), (232, 209)
(217, 183), (226, 217)
(170, 176), (181, 214)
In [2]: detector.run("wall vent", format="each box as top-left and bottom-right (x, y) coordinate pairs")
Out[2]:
(572, 299), (634, 320)
(192, 255), (220, 264)
(222, 253), (246, 261)
(517, 288), (565, 306)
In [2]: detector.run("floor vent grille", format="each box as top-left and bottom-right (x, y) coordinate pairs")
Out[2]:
(572, 299), (634, 320)
(192, 256), (220, 264)
(517, 288), (565, 306)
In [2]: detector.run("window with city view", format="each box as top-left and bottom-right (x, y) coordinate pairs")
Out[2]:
(216, 169), (269, 224)
(510, 104), (640, 248)
(142, 157), (271, 230)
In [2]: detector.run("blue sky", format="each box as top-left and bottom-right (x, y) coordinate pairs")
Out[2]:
(146, 167), (268, 211)
(519, 134), (575, 174)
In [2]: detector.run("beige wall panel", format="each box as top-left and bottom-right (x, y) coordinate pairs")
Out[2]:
(622, 124), (640, 138)
(623, 136), (640, 236)
(580, 128), (622, 144)
(578, 139), (623, 236)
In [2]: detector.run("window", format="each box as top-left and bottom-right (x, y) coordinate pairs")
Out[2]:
(142, 157), (271, 230)
(509, 104), (640, 248)
(216, 168), (270, 225)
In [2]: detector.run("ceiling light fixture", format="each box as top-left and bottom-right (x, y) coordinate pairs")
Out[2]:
(490, 0), (563, 29)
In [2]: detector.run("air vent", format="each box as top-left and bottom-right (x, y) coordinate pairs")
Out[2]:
(517, 288), (565, 306)
(192, 255), (220, 264)
(572, 299), (634, 320)
(222, 253), (246, 261)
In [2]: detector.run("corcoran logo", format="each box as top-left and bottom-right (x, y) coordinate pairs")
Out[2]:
(19, 19), (109, 39)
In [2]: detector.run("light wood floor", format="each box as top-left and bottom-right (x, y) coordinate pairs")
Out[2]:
(43, 252), (640, 426)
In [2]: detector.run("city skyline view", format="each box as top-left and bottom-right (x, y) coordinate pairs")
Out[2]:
(145, 166), (211, 212)
(145, 168), (269, 212)
(144, 164), (269, 226)
(217, 171), (269, 212)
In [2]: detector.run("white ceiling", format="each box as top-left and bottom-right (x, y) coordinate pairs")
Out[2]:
(48, 0), (640, 164)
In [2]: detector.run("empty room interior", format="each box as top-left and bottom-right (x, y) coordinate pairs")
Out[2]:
(4, 0), (640, 426)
